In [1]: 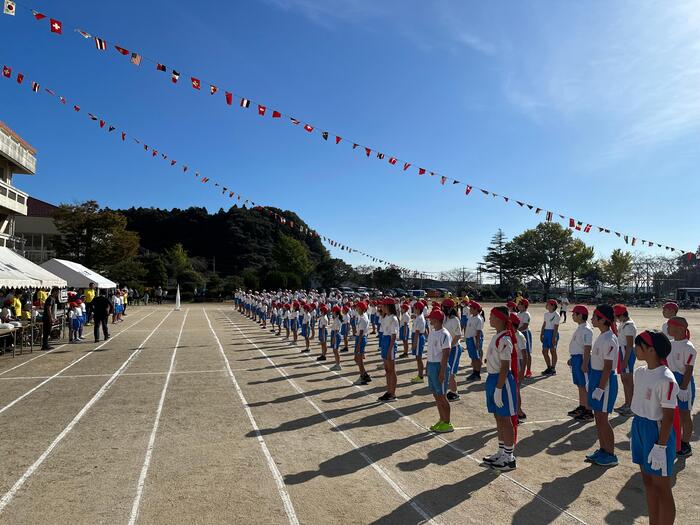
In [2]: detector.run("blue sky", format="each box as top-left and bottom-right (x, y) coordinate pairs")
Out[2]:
(1, 0), (699, 273)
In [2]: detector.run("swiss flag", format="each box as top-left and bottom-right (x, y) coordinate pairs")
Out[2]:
(388, 157), (397, 165)
(258, 105), (266, 116)
(50, 18), (62, 34)
(1, 66), (10, 78)
(304, 124), (313, 133)
(191, 77), (201, 90)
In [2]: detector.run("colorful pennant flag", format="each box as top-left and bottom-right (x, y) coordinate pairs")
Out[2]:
(94, 37), (107, 50)
(130, 53), (142, 66)
(3, 0), (15, 16)
(32, 10), (45, 20)
(49, 18), (62, 34)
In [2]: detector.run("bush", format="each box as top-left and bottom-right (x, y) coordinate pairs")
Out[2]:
(242, 269), (259, 290)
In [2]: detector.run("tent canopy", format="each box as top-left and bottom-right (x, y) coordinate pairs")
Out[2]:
(40, 258), (116, 289)
(0, 247), (66, 288)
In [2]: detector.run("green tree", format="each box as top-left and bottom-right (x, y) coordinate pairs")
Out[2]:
(507, 222), (573, 299)
(562, 239), (595, 296)
(164, 243), (192, 279)
(603, 249), (634, 295)
(222, 275), (244, 295)
(372, 267), (404, 289)
(482, 229), (509, 286)
(241, 269), (259, 290)
(579, 261), (605, 296)
(316, 258), (357, 289)
(285, 272), (302, 290)
(105, 258), (147, 288)
(141, 254), (168, 287)
(53, 201), (139, 271)
(262, 270), (288, 290)
(273, 234), (312, 277)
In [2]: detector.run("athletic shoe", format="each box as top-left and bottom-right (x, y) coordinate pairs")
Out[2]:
(434, 421), (454, 433)
(524, 370), (533, 378)
(542, 367), (553, 375)
(446, 392), (460, 401)
(585, 449), (603, 463)
(329, 364), (342, 371)
(678, 442), (693, 458)
(354, 377), (366, 385)
(574, 410), (594, 422)
(316, 355), (327, 361)
(399, 352), (408, 358)
(466, 372), (481, 382)
(94, 339), (100, 343)
(378, 392), (396, 402)
(517, 413), (527, 420)
(490, 456), (516, 472)
(301, 348), (310, 353)
(615, 405), (633, 417)
(483, 451), (503, 464)
(362, 374), (372, 384)
(568, 406), (584, 417)
(429, 421), (444, 432)
(410, 376), (424, 383)
(340, 347), (349, 353)
(593, 452), (618, 467)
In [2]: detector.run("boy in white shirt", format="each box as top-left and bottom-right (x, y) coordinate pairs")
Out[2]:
(399, 303), (411, 358)
(614, 304), (637, 417)
(540, 299), (560, 376)
(667, 317), (696, 457)
(567, 305), (594, 421)
(410, 302), (427, 383)
(425, 309), (453, 433)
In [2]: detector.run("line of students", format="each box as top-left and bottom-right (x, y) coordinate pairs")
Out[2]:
(235, 291), (695, 520)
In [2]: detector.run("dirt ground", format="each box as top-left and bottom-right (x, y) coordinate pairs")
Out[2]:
(0, 303), (697, 524)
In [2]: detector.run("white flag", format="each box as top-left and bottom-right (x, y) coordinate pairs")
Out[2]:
(3, 0), (16, 16)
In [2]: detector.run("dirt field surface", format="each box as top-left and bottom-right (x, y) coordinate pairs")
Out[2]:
(0, 304), (697, 525)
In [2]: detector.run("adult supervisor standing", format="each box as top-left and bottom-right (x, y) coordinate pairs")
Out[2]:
(92, 289), (112, 343)
(84, 282), (96, 325)
(41, 287), (59, 350)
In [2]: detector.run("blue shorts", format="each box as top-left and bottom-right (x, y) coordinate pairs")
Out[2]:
(340, 324), (348, 336)
(271, 314), (277, 324)
(485, 372), (517, 416)
(412, 334), (425, 357)
(277, 316), (283, 326)
(466, 337), (481, 360)
(447, 345), (462, 375)
(318, 327), (327, 343)
(618, 347), (636, 374)
(354, 335), (367, 355)
(522, 330), (532, 354)
(631, 416), (676, 477)
(542, 329), (555, 349)
(283, 318), (290, 329)
(673, 372), (696, 410)
(330, 330), (341, 350)
(291, 319), (298, 332)
(570, 354), (587, 387)
(427, 361), (449, 396)
(260, 312), (267, 321)
(379, 335), (397, 361)
(301, 324), (309, 338)
(460, 315), (468, 329)
(377, 332), (383, 348)
(71, 319), (81, 330)
(399, 325), (410, 341)
(587, 369), (618, 413)
(311, 319), (316, 328)
(350, 318), (356, 327)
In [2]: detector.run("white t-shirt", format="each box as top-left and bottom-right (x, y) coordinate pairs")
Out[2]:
(444, 316), (461, 345)
(661, 321), (671, 339)
(302, 312), (311, 324)
(427, 327), (451, 363)
(631, 366), (678, 421)
(569, 323), (593, 356)
(356, 313), (369, 334)
(560, 298), (569, 311)
(382, 315), (399, 337)
(668, 339), (697, 374)
(515, 330), (527, 360)
(342, 312), (350, 324)
(465, 315), (483, 339)
(400, 311), (411, 328)
(485, 330), (512, 374)
(413, 313), (426, 334)
(618, 320), (637, 350)
(543, 311), (560, 330)
(517, 311), (531, 329)
(318, 315), (328, 329)
(331, 316), (342, 331)
(591, 330), (619, 372)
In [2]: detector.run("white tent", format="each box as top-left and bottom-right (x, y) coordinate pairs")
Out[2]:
(0, 247), (66, 288)
(40, 258), (116, 289)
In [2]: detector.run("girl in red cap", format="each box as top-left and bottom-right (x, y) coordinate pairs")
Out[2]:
(482, 306), (518, 471)
(465, 300), (484, 382)
(327, 306), (343, 371)
(283, 304), (292, 339)
(540, 299), (560, 375)
(410, 301), (427, 383)
(667, 317), (695, 457)
(425, 308), (454, 433)
(317, 305), (329, 360)
(353, 302), (372, 385)
(567, 305), (594, 421)
(586, 304), (620, 466)
(399, 303), (411, 358)
(341, 305), (351, 353)
(291, 302), (301, 344)
(378, 300), (399, 401)
(614, 304), (637, 417)
(442, 299), (463, 401)
(661, 302), (679, 339)
(517, 299), (533, 378)
(510, 313), (527, 421)
(301, 304), (312, 353)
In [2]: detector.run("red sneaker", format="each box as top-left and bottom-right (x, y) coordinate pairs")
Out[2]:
(524, 370), (533, 378)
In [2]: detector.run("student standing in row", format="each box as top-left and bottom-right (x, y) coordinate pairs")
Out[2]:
(353, 302), (371, 385)
(410, 301), (427, 383)
(425, 309), (454, 433)
(517, 299), (533, 378)
(615, 304), (637, 417)
(567, 305), (594, 421)
(541, 299), (560, 376)
(399, 303), (411, 358)
(442, 299), (463, 401)
(378, 300), (399, 402)
(667, 317), (695, 458)
(465, 300), (484, 382)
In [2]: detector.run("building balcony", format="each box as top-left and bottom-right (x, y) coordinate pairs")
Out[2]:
(0, 180), (27, 216)
(0, 122), (36, 175)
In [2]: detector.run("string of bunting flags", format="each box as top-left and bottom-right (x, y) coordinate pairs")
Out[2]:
(0, 59), (427, 273)
(0, 1), (694, 259)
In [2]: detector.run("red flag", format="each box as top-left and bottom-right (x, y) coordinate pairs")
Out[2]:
(584, 224), (592, 233)
(32, 10), (46, 20)
(99, 120), (105, 128)
(335, 136), (342, 144)
(569, 218), (575, 228)
(418, 168), (426, 175)
(258, 105), (266, 116)
(16, 73), (23, 84)
(225, 91), (233, 105)
(304, 124), (313, 133)
(191, 77), (201, 90)
(403, 162), (411, 171)
(50, 19), (62, 34)
(73, 105), (80, 112)
(121, 132), (126, 141)
(465, 185), (473, 195)
(156, 63), (166, 72)
(114, 45), (129, 55)
(365, 147), (371, 157)
(440, 176), (447, 185)
(272, 110), (281, 118)
(388, 157), (397, 165)
(1, 66), (10, 78)
(209, 85), (217, 95)
(171, 160), (177, 166)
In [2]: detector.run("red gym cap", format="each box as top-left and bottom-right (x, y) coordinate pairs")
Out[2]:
(519, 298), (529, 307)
(442, 298), (456, 308)
(613, 304), (628, 317)
(663, 302), (679, 312)
(506, 301), (517, 309)
(468, 300), (482, 311)
(509, 313), (521, 327)
(546, 299), (558, 306)
(572, 305), (588, 316)
(426, 309), (445, 321)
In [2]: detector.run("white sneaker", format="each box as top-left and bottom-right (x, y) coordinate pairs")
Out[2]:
(490, 455), (516, 472)
(329, 364), (342, 371)
(483, 450), (503, 464)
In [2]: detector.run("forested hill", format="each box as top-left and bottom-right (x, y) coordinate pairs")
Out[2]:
(118, 205), (329, 277)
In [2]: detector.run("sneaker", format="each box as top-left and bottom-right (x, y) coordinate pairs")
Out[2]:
(524, 370), (533, 378)
(94, 339), (100, 343)
(378, 392), (396, 402)
(429, 421), (444, 432)
(340, 347), (349, 353)
(354, 377), (366, 385)
(593, 452), (618, 467)
(316, 355), (327, 361)
(434, 421), (454, 433)
(483, 451), (503, 464)
(362, 374), (372, 384)
(678, 442), (693, 458)
(517, 413), (527, 420)
(616, 406), (633, 417)
(410, 376), (424, 384)
(585, 449), (603, 463)
(301, 348), (310, 353)
(399, 352), (408, 358)
(490, 456), (516, 472)
(466, 372), (481, 382)
(574, 410), (594, 422)
(542, 367), (552, 375)
(329, 364), (342, 371)
(568, 406), (584, 417)
(446, 392), (460, 401)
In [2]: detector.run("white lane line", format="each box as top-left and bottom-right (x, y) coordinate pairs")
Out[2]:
(452, 418), (574, 431)
(203, 310), (300, 525)
(0, 309), (176, 514)
(220, 313), (439, 525)
(225, 311), (587, 525)
(0, 309), (154, 379)
(523, 385), (579, 403)
(0, 369), (227, 381)
(129, 309), (189, 525)
(0, 311), (159, 416)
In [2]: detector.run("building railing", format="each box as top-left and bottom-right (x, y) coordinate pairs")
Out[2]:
(0, 179), (28, 216)
(0, 128), (36, 174)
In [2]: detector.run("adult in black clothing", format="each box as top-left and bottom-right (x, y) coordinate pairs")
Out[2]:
(41, 287), (59, 350)
(92, 289), (112, 343)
